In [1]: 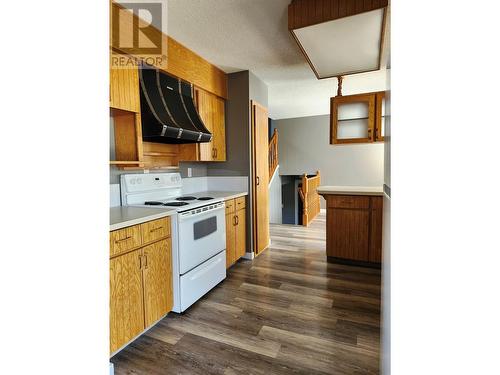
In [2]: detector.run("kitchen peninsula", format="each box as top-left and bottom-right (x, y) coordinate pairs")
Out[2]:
(318, 186), (384, 266)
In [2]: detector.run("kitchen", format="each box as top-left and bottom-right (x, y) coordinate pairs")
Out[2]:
(109, 0), (388, 373)
(3, 1), (498, 375)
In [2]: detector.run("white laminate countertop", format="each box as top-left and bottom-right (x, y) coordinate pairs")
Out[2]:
(110, 206), (177, 231)
(317, 185), (384, 196)
(199, 191), (248, 201)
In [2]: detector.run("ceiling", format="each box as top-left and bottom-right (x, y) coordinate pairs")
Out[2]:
(162, 0), (388, 119)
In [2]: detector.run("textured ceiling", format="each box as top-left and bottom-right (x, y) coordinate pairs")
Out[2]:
(164, 0), (388, 119)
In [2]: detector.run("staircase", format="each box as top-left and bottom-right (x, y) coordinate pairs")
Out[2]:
(298, 171), (321, 227)
(268, 128), (278, 181)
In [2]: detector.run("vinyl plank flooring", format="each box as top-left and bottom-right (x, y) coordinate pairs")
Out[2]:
(111, 213), (381, 374)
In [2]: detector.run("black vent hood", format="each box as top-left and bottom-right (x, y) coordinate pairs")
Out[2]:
(139, 65), (212, 144)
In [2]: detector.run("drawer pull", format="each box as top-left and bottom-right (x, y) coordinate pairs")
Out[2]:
(149, 227), (163, 233)
(115, 236), (132, 243)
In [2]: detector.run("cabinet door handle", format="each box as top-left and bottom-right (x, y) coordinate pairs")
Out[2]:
(144, 254), (148, 269)
(215, 148), (218, 158)
(256, 176), (260, 186)
(139, 254), (143, 269)
(235, 215), (239, 225)
(115, 236), (131, 243)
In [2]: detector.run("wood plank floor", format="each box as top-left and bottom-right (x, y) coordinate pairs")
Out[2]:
(111, 213), (381, 374)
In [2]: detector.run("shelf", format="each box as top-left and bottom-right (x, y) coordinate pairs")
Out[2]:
(110, 161), (143, 166)
(338, 115), (386, 122)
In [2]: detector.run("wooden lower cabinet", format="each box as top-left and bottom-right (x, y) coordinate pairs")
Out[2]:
(235, 208), (246, 259)
(110, 249), (145, 354)
(142, 240), (173, 327)
(110, 217), (173, 354)
(328, 208), (370, 261)
(225, 212), (236, 268)
(323, 195), (383, 264)
(225, 197), (247, 268)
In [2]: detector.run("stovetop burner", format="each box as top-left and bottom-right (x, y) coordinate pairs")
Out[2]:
(163, 201), (190, 207)
(176, 196), (197, 201)
(197, 197), (214, 201)
(144, 201), (164, 206)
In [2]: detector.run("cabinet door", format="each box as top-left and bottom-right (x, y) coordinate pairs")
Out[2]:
(369, 197), (383, 263)
(235, 208), (246, 260)
(195, 88), (226, 161)
(375, 92), (385, 142)
(330, 93), (375, 144)
(327, 208), (370, 261)
(142, 239), (173, 327)
(225, 213), (236, 268)
(110, 61), (140, 113)
(211, 93), (226, 161)
(110, 249), (144, 354)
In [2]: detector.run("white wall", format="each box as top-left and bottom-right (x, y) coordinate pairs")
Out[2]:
(274, 114), (384, 207)
(269, 69), (389, 119)
(268, 166), (282, 224)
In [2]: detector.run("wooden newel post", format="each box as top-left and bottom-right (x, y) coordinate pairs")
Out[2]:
(336, 76), (343, 97)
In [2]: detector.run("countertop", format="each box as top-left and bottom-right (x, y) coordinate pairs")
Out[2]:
(110, 206), (177, 231)
(317, 186), (384, 196)
(198, 191), (248, 201)
(110, 191), (247, 231)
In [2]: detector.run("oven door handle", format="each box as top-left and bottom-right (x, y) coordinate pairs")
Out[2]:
(179, 205), (225, 221)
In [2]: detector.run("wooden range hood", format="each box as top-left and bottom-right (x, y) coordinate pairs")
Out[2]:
(288, 0), (389, 79)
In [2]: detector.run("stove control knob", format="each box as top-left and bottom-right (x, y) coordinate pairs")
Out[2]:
(130, 179), (136, 185)
(137, 178), (142, 184)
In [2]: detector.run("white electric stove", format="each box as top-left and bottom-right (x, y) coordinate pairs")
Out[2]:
(120, 173), (226, 312)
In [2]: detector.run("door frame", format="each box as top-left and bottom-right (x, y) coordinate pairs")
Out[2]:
(250, 100), (270, 256)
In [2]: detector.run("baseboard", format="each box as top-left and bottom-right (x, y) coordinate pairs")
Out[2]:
(327, 256), (381, 269)
(243, 251), (254, 260)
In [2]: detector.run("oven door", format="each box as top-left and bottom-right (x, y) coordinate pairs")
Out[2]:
(177, 203), (226, 275)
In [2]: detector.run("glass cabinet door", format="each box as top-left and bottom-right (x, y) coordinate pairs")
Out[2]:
(375, 91), (385, 142)
(330, 93), (375, 144)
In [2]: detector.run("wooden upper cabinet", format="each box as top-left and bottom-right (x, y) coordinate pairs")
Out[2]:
(330, 91), (385, 145)
(110, 59), (140, 113)
(142, 239), (173, 327)
(110, 249), (144, 354)
(195, 87), (226, 161)
(375, 92), (386, 142)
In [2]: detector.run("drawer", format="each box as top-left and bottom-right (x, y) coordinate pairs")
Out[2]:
(327, 195), (370, 209)
(225, 199), (235, 214)
(141, 217), (171, 244)
(235, 196), (246, 210)
(110, 225), (142, 257)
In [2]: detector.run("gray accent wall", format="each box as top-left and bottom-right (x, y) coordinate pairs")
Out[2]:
(206, 70), (269, 254)
(274, 115), (384, 209)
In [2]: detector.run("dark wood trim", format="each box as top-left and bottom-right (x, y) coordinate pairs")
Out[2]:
(327, 256), (381, 269)
(288, 0), (389, 79)
(288, 0), (388, 30)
